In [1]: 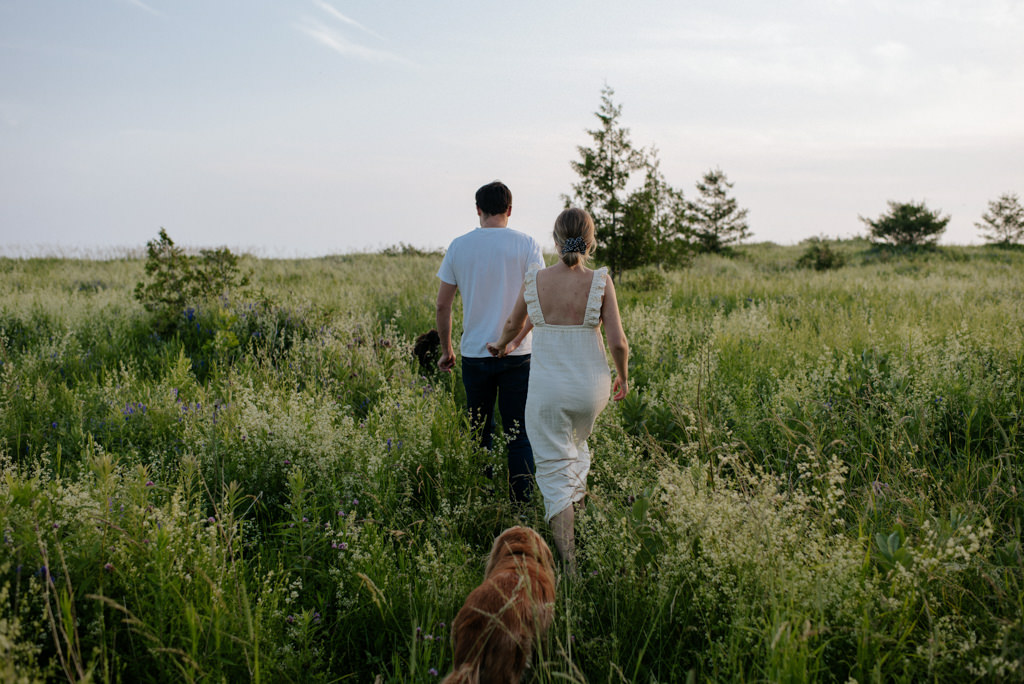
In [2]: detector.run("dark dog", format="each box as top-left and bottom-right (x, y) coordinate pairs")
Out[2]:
(443, 526), (557, 684)
(413, 329), (441, 372)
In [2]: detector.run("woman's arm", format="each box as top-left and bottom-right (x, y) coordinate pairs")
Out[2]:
(505, 319), (534, 354)
(487, 282), (529, 358)
(600, 276), (629, 400)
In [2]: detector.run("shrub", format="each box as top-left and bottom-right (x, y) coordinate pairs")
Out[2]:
(133, 229), (250, 331)
(861, 200), (950, 247)
(796, 238), (846, 270)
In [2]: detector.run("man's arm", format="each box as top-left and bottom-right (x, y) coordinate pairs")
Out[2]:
(436, 281), (458, 372)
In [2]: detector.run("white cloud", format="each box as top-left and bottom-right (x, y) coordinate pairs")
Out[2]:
(122, 0), (163, 18)
(313, 0), (384, 41)
(295, 18), (417, 67)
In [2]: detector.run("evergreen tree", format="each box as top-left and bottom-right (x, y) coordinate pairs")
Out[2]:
(564, 87), (690, 276)
(623, 153), (692, 267)
(861, 200), (949, 247)
(975, 193), (1024, 246)
(687, 168), (750, 252)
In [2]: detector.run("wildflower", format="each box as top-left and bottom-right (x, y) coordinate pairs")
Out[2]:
(428, 668), (438, 677)
(52, 522), (59, 529)
(284, 459), (291, 466)
(351, 498), (358, 506)
(104, 562), (114, 572)
(286, 615), (295, 624)
(208, 516), (216, 524)
(339, 542), (348, 550)
(337, 510), (346, 517)
(50, 421), (58, 429)
(146, 480), (154, 487)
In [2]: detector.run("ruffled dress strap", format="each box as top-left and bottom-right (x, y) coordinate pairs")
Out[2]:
(583, 267), (608, 327)
(523, 263), (546, 326)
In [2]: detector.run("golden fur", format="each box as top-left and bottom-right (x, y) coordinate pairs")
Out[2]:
(442, 526), (557, 684)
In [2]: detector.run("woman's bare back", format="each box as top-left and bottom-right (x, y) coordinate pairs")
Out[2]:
(534, 263), (596, 326)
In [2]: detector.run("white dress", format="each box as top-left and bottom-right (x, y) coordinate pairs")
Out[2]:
(524, 264), (611, 522)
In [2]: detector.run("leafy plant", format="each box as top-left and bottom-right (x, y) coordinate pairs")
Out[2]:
(133, 228), (250, 331)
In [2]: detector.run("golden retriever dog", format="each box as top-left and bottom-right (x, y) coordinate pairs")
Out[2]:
(443, 526), (556, 684)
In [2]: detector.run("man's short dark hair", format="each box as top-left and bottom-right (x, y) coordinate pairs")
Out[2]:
(475, 181), (512, 217)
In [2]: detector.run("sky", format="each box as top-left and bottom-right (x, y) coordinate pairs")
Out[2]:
(1, 0), (1022, 257)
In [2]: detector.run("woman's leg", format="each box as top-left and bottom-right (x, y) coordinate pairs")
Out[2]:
(550, 507), (576, 574)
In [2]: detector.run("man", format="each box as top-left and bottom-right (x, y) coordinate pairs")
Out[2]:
(436, 180), (544, 504)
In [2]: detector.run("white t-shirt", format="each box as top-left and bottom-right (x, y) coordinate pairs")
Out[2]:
(437, 227), (544, 358)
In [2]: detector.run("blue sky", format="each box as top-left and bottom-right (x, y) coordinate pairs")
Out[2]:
(1, 0), (1022, 256)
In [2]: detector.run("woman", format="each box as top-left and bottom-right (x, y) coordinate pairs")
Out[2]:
(488, 207), (629, 571)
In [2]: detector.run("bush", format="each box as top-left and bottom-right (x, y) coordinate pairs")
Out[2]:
(796, 238), (846, 270)
(133, 229), (250, 331)
(861, 200), (950, 247)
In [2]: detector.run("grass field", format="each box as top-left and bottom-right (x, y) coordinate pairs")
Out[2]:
(1, 240), (1023, 682)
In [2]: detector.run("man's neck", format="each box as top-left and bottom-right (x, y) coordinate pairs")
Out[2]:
(479, 213), (510, 228)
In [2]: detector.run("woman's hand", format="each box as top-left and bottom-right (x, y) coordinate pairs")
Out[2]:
(486, 342), (507, 358)
(612, 376), (628, 401)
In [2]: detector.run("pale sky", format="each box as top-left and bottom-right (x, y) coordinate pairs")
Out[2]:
(2, 0), (1022, 256)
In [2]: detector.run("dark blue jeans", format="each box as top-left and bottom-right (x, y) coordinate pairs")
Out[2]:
(461, 355), (535, 504)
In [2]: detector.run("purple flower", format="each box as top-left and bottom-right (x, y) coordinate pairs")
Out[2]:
(146, 480), (154, 487)
(104, 562), (114, 572)
(208, 517), (216, 524)
(351, 498), (358, 506)
(428, 668), (438, 677)
(286, 615), (295, 624)
(339, 542), (348, 550)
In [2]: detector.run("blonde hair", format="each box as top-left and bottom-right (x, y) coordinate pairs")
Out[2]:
(553, 208), (595, 267)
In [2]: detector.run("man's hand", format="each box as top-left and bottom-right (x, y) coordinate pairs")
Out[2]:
(438, 349), (456, 372)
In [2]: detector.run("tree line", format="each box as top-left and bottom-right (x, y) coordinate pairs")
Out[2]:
(566, 86), (1024, 276)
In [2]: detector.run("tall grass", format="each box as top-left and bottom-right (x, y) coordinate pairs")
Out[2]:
(1, 243), (1022, 682)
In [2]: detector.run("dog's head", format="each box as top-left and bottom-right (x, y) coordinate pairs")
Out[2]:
(485, 526), (555, 578)
(413, 329), (441, 371)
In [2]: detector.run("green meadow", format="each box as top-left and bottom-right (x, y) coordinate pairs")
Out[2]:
(1, 241), (1022, 682)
